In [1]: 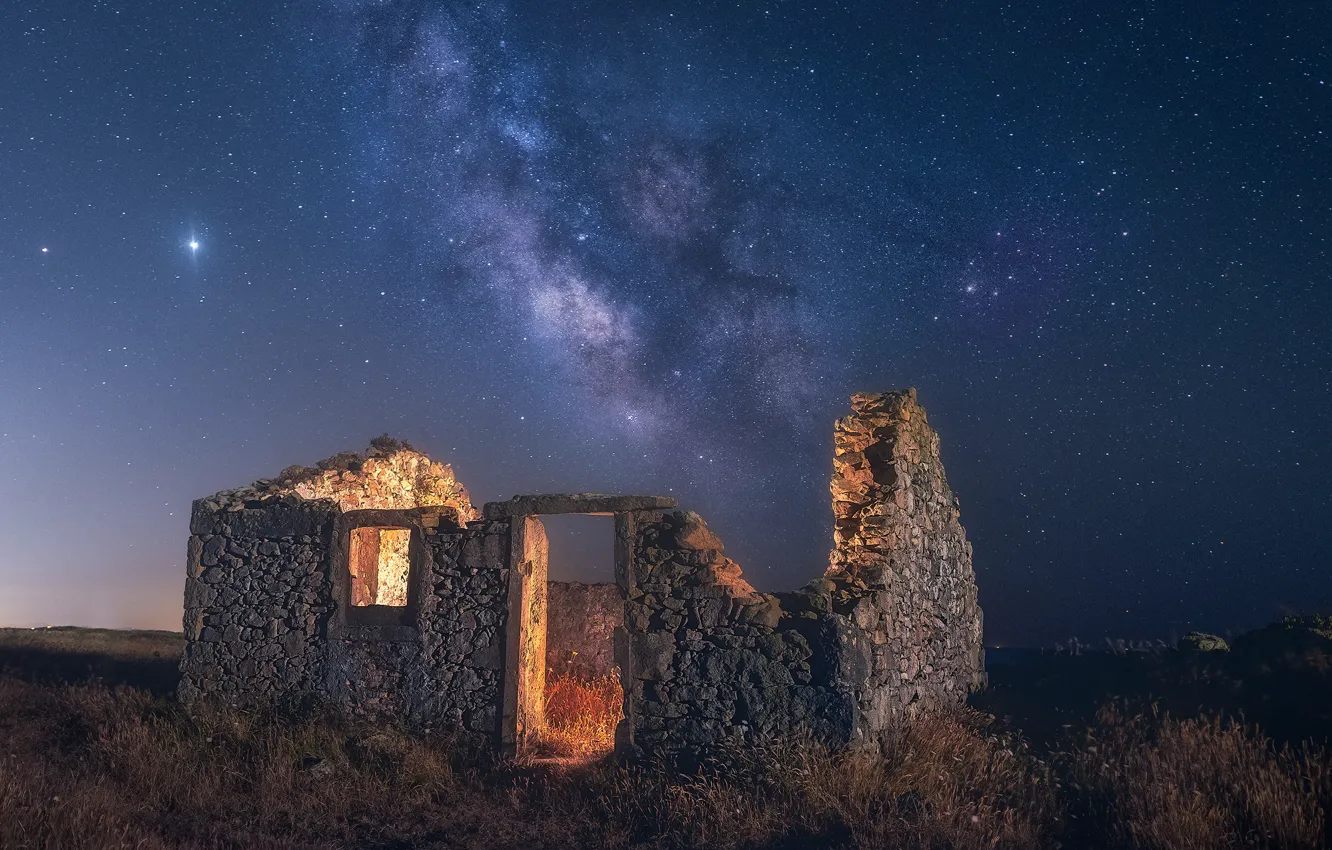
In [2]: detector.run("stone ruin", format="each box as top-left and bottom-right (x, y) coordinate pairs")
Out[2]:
(179, 391), (984, 757)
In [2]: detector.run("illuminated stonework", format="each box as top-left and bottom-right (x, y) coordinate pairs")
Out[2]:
(289, 455), (474, 516)
(349, 527), (411, 607)
(195, 436), (477, 520)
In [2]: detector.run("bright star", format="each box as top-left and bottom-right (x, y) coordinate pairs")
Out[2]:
(189, 240), (199, 251)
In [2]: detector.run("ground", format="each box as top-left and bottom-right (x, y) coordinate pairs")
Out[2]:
(1, 624), (1330, 849)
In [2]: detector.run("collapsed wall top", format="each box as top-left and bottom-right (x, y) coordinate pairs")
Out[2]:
(194, 435), (478, 521)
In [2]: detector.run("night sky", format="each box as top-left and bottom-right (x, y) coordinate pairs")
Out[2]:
(1, 1), (1328, 646)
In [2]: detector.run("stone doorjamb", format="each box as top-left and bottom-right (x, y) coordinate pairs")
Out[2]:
(490, 494), (676, 757)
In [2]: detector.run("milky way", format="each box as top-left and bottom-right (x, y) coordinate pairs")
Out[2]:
(313, 1), (838, 442)
(0, 0), (1328, 644)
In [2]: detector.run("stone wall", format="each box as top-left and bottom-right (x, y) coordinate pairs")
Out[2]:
(547, 581), (621, 678)
(825, 389), (985, 738)
(325, 518), (511, 735)
(619, 510), (853, 757)
(180, 496), (514, 741)
(179, 500), (338, 707)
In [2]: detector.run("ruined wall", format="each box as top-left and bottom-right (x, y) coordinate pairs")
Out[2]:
(826, 389), (985, 738)
(327, 519), (511, 735)
(180, 441), (509, 740)
(618, 390), (983, 757)
(620, 510), (853, 756)
(179, 500), (338, 707)
(181, 504), (513, 739)
(547, 581), (621, 678)
(196, 439), (477, 520)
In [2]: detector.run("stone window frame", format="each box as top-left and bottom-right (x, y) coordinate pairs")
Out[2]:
(330, 509), (431, 640)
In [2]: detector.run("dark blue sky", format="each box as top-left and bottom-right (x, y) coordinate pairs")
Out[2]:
(1, 1), (1327, 645)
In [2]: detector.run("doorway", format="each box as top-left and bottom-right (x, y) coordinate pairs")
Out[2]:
(505, 512), (625, 761)
(540, 514), (623, 760)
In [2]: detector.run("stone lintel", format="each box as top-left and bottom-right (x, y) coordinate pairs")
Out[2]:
(482, 493), (677, 519)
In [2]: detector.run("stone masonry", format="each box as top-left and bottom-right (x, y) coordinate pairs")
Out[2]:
(825, 389), (986, 736)
(193, 435), (477, 518)
(547, 581), (622, 678)
(179, 390), (984, 758)
(617, 509), (855, 755)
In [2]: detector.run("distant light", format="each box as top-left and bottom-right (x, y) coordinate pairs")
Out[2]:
(189, 240), (199, 250)
(40, 247), (48, 253)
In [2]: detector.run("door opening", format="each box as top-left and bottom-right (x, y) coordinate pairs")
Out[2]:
(537, 514), (623, 761)
(504, 512), (626, 761)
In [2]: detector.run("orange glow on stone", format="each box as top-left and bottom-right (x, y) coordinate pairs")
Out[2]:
(349, 527), (411, 607)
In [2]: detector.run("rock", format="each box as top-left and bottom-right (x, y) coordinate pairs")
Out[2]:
(201, 535), (226, 567)
(739, 597), (782, 630)
(1179, 631), (1229, 652)
(671, 511), (722, 552)
(632, 632), (677, 681)
(302, 756), (335, 779)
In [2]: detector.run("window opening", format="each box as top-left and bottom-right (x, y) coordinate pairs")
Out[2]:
(349, 526), (411, 607)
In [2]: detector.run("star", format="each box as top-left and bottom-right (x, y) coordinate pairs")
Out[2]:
(189, 240), (199, 251)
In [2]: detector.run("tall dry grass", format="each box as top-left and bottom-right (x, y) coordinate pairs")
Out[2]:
(0, 677), (551, 850)
(1065, 705), (1328, 850)
(1, 673), (1329, 849)
(579, 708), (1058, 849)
(537, 672), (623, 759)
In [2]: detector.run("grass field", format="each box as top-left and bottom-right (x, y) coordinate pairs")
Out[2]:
(1, 626), (1329, 849)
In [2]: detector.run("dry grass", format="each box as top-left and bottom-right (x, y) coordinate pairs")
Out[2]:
(0, 627), (184, 660)
(0, 677), (553, 850)
(1, 673), (1329, 849)
(1065, 705), (1328, 850)
(581, 708), (1058, 850)
(536, 672), (623, 759)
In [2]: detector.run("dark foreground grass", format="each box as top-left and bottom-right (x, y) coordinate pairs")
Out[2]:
(0, 675), (1328, 850)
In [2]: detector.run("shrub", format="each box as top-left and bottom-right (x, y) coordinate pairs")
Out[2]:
(580, 708), (1057, 849)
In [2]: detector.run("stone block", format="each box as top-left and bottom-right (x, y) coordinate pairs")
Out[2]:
(200, 535), (226, 567)
(631, 632), (675, 681)
(482, 493), (678, 519)
(673, 511), (723, 552)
